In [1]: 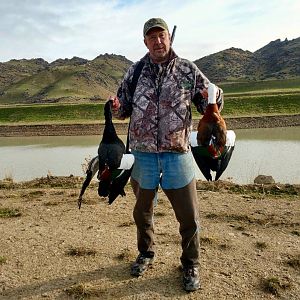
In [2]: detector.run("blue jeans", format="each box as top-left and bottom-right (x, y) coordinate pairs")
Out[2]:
(130, 150), (200, 267)
(131, 150), (195, 189)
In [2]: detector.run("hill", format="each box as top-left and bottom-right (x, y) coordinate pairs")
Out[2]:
(0, 54), (132, 104)
(0, 37), (299, 104)
(0, 58), (49, 91)
(195, 37), (300, 82)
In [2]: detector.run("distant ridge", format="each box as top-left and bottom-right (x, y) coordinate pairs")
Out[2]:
(0, 54), (132, 104)
(0, 37), (299, 104)
(194, 37), (300, 82)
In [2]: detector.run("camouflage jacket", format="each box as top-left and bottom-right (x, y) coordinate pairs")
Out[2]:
(116, 49), (223, 153)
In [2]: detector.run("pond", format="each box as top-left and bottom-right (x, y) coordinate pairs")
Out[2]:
(0, 127), (299, 184)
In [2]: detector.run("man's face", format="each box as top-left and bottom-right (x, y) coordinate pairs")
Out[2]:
(144, 27), (171, 63)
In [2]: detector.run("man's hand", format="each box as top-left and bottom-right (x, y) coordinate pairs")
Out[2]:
(207, 83), (218, 104)
(200, 88), (208, 100)
(109, 96), (120, 112)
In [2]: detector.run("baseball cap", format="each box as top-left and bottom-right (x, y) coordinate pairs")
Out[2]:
(143, 18), (169, 37)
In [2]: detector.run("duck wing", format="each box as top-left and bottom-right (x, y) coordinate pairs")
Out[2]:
(98, 178), (111, 197)
(108, 167), (133, 204)
(215, 145), (235, 181)
(78, 156), (99, 209)
(191, 146), (213, 181)
(98, 142), (125, 169)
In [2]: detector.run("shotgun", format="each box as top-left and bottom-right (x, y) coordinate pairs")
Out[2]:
(171, 25), (177, 46)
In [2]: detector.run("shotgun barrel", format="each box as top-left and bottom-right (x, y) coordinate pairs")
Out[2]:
(171, 25), (177, 45)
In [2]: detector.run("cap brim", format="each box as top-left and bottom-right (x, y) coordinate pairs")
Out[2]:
(144, 25), (167, 36)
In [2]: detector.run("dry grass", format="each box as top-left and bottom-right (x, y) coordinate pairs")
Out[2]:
(255, 241), (268, 250)
(65, 283), (98, 299)
(115, 247), (136, 262)
(49, 190), (65, 195)
(219, 243), (232, 250)
(200, 235), (217, 245)
(234, 225), (246, 231)
(291, 230), (300, 236)
(44, 201), (59, 206)
(205, 212), (218, 219)
(261, 277), (291, 296)
(286, 255), (300, 270)
(155, 211), (168, 217)
(118, 220), (135, 227)
(21, 190), (46, 198)
(3, 173), (13, 182)
(65, 247), (97, 257)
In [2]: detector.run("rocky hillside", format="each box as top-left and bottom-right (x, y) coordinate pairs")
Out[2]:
(0, 58), (49, 91)
(0, 54), (132, 104)
(0, 37), (299, 104)
(195, 37), (300, 82)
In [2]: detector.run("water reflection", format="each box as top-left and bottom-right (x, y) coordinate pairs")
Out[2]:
(0, 127), (299, 184)
(0, 136), (101, 147)
(233, 126), (300, 141)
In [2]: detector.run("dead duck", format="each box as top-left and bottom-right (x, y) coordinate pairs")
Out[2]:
(97, 100), (125, 197)
(197, 83), (227, 158)
(191, 130), (235, 181)
(192, 83), (235, 181)
(108, 168), (132, 204)
(77, 154), (134, 208)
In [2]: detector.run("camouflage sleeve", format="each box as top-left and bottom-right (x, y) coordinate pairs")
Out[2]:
(115, 64), (136, 119)
(192, 67), (224, 114)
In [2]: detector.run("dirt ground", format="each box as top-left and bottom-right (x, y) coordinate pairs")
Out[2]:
(0, 177), (299, 300)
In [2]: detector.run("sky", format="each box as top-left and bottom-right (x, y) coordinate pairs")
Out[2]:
(0, 0), (299, 63)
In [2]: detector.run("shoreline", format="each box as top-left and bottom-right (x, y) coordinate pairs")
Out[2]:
(1, 175), (299, 192)
(0, 114), (299, 137)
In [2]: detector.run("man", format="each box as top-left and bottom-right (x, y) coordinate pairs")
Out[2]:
(111, 17), (223, 292)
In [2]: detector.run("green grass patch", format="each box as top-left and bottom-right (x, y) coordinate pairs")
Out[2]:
(0, 256), (7, 264)
(0, 208), (22, 218)
(0, 91), (299, 124)
(222, 93), (300, 116)
(1, 66), (99, 102)
(0, 103), (104, 123)
(220, 77), (300, 94)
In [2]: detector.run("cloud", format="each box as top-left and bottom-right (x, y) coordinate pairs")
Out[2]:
(0, 0), (299, 63)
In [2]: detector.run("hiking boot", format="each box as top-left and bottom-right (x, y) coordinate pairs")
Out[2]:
(183, 266), (200, 291)
(130, 253), (154, 277)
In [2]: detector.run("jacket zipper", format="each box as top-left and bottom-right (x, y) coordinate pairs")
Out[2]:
(155, 64), (167, 152)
